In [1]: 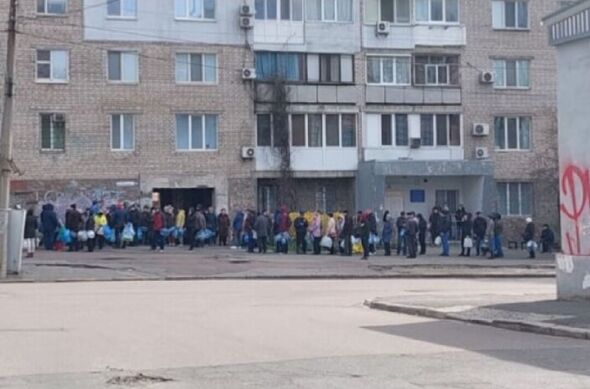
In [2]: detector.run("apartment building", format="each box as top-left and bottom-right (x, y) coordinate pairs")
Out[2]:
(2, 0), (560, 239)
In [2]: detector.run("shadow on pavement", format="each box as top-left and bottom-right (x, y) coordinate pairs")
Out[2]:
(484, 300), (590, 330)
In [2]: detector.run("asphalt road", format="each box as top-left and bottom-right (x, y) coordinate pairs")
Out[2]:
(0, 278), (588, 388)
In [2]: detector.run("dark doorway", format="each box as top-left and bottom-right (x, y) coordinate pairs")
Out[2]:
(153, 188), (214, 212)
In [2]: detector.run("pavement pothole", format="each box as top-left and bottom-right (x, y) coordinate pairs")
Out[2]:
(106, 373), (174, 386)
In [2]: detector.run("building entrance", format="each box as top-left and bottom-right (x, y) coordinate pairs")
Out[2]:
(153, 188), (214, 212)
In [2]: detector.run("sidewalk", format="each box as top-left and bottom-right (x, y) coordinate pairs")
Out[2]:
(366, 291), (590, 341)
(6, 245), (555, 283)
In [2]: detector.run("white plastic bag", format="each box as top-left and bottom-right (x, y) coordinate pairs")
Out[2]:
(320, 236), (333, 249)
(463, 236), (473, 248)
(434, 236), (442, 246)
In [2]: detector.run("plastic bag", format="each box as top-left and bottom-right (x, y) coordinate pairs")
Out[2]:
(196, 228), (214, 242)
(527, 240), (538, 250)
(320, 236), (333, 249)
(369, 233), (379, 245)
(463, 236), (473, 248)
(122, 223), (135, 242)
(87, 230), (96, 240)
(103, 225), (115, 243)
(434, 236), (442, 246)
(352, 242), (363, 254)
(59, 227), (72, 244)
(78, 231), (88, 242)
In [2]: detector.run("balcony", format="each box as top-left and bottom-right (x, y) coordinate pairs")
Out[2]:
(366, 85), (461, 105)
(256, 84), (359, 104)
(253, 20), (304, 45)
(256, 147), (358, 172)
(362, 23), (466, 49)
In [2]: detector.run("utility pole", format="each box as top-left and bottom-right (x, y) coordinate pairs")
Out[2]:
(0, 0), (17, 278)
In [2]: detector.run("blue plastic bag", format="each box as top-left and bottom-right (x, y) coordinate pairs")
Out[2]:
(196, 228), (214, 242)
(103, 225), (115, 243)
(59, 227), (72, 244)
(122, 223), (135, 242)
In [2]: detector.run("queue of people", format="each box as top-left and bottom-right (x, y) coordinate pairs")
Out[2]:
(22, 201), (556, 259)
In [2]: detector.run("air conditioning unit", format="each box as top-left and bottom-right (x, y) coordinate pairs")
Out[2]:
(410, 138), (421, 149)
(241, 146), (255, 159)
(242, 68), (256, 80)
(376, 21), (390, 35)
(475, 147), (489, 159)
(240, 15), (253, 29)
(53, 113), (65, 122)
(480, 70), (495, 84)
(240, 4), (253, 15)
(472, 123), (490, 136)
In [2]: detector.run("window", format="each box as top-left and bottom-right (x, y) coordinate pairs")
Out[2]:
(315, 185), (336, 212)
(291, 114), (306, 146)
(494, 116), (530, 150)
(37, 0), (67, 15)
(255, 0), (303, 20)
(255, 52), (305, 81)
(308, 114), (323, 147)
(175, 53), (216, 83)
(367, 56), (411, 85)
(492, 1), (528, 29)
(306, 0), (353, 22)
(175, 0), (215, 20)
(415, 0), (459, 23)
(257, 114), (272, 146)
(497, 182), (532, 216)
(494, 59), (530, 88)
(111, 114), (134, 151)
(420, 114), (461, 146)
(107, 51), (138, 83)
(410, 189), (426, 203)
(107, 0), (137, 18)
(379, 0), (411, 23)
(435, 190), (458, 211)
(308, 54), (353, 83)
(36, 50), (68, 82)
(381, 114), (408, 146)
(414, 55), (459, 86)
(176, 114), (218, 150)
(40, 113), (65, 151)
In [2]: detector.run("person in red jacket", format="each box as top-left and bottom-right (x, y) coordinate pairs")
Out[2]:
(151, 207), (165, 252)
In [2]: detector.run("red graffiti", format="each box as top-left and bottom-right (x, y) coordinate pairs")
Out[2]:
(560, 164), (590, 255)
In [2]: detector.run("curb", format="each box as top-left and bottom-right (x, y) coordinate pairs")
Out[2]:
(1, 272), (555, 284)
(365, 300), (590, 341)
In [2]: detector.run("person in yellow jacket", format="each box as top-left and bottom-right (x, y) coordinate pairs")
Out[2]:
(94, 211), (108, 250)
(175, 209), (186, 245)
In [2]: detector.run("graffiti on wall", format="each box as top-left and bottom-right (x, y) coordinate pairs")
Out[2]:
(560, 164), (590, 256)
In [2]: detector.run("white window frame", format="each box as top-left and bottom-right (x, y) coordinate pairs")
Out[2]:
(414, 55), (459, 86)
(497, 182), (533, 216)
(492, 0), (529, 30)
(494, 116), (531, 151)
(175, 53), (218, 84)
(36, 49), (69, 83)
(255, 0), (304, 21)
(175, 114), (218, 151)
(366, 55), (411, 85)
(110, 114), (135, 151)
(175, 0), (216, 21)
(308, 0), (353, 23)
(40, 113), (66, 151)
(106, 0), (137, 19)
(107, 50), (139, 84)
(37, 0), (67, 15)
(493, 59), (530, 89)
(414, 0), (459, 24)
(377, 0), (411, 24)
(419, 114), (462, 147)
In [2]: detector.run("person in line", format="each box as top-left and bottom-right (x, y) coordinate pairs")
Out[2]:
(459, 213), (473, 257)
(455, 205), (467, 241)
(217, 208), (230, 246)
(326, 213), (337, 255)
(275, 207), (291, 254)
(429, 207), (441, 245)
(205, 206), (218, 246)
(191, 206), (206, 250)
(139, 206), (151, 245)
(358, 211), (371, 261)
(541, 224), (555, 253)
(24, 208), (38, 258)
(523, 217), (536, 259)
(232, 207), (244, 247)
(243, 209), (255, 253)
(186, 207), (196, 250)
(341, 210), (353, 257)
(40, 204), (58, 251)
(490, 213), (504, 259)
(94, 211), (108, 250)
(382, 211), (393, 256)
(113, 204), (129, 249)
(84, 209), (96, 252)
(175, 208), (186, 246)
(128, 205), (141, 246)
(151, 207), (165, 252)
(368, 210), (378, 255)
(406, 212), (418, 259)
(294, 212), (308, 254)
(309, 211), (322, 255)
(163, 206), (175, 247)
(65, 204), (82, 252)
(254, 211), (269, 254)
(439, 207), (452, 257)
(396, 212), (407, 256)
(417, 213), (428, 255)
(472, 212), (488, 257)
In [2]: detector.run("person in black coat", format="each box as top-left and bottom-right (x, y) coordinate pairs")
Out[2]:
(417, 213), (428, 255)
(459, 213), (473, 257)
(523, 217), (536, 258)
(294, 212), (308, 254)
(84, 210), (96, 252)
(65, 204), (82, 252)
(541, 224), (555, 253)
(24, 208), (38, 258)
(341, 211), (353, 256)
(472, 212), (488, 256)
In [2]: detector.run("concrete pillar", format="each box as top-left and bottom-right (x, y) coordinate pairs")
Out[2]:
(356, 161), (385, 214)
